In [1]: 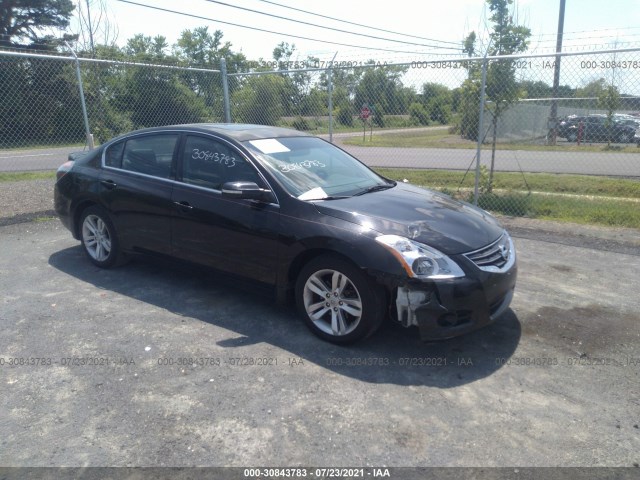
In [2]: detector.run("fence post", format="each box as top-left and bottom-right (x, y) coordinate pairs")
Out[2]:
(66, 42), (94, 149)
(327, 65), (334, 143)
(220, 58), (231, 123)
(474, 56), (489, 206)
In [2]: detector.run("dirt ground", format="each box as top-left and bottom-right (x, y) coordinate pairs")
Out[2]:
(0, 219), (638, 469)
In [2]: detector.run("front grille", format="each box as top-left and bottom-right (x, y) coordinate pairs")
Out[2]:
(465, 233), (511, 271)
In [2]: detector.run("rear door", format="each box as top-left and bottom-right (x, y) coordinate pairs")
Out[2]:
(99, 133), (179, 255)
(170, 134), (281, 284)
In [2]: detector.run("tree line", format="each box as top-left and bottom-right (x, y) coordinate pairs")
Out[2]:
(0, 0), (636, 148)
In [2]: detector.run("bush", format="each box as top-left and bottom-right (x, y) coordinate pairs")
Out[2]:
(427, 97), (452, 124)
(337, 105), (354, 127)
(409, 102), (430, 126)
(372, 105), (385, 128)
(292, 116), (311, 131)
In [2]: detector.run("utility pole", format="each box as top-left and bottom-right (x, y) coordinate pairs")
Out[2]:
(548, 0), (566, 145)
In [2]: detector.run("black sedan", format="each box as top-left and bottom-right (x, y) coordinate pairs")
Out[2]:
(54, 124), (517, 344)
(558, 114), (636, 143)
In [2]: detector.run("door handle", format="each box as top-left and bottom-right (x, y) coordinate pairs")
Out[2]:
(174, 201), (194, 210)
(100, 179), (117, 189)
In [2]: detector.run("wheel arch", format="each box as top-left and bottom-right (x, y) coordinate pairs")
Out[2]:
(281, 238), (396, 306)
(72, 199), (99, 239)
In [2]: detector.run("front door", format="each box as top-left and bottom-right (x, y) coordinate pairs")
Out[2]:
(170, 134), (281, 285)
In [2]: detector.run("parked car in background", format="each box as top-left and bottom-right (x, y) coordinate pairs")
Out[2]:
(557, 114), (637, 143)
(54, 124), (517, 344)
(613, 113), (640, 130)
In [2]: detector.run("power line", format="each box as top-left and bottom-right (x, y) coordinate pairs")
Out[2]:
(116, 0), (461, 56)
(527, 25), (640, 38)
(199, 0), (459, 50)
(253, 0), (461, 46)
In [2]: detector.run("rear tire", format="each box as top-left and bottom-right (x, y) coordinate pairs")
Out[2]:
(79, 206), (124, 268)
(295, 254), (385, 344)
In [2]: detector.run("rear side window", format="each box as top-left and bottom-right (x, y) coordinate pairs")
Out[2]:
(181, 135), (261, 190)
(121, 134), (178, 179)
(104, 141), (124, 168)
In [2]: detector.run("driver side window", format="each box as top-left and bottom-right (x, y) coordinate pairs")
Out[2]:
(181, 136), (261, 190)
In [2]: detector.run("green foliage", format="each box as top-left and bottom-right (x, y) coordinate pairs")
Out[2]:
(459, 78), (481, 140)
(576, 78), (607, 98)
(598, 84), (621, 146)
(372, 105), (386, 128)
(233, 75), (285, 126)
(292, 116), (311, 131)
(420, 83), (452, 124)
(427, 96), (452, 124)
(300, 88), (326, 117)
(409, 102), (430, 126)
(478, 0), (532, 191)
(337, 107), (354, 127)
(354, 65), (409, 116)
(0, 0), (74, 48)
(476, 191), (532, 216)
(334, 88), (354, 126)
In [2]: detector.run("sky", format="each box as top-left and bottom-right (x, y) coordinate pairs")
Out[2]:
(72, 0), (640, 64)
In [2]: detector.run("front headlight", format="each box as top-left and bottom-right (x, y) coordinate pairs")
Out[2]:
(375, 235), (465, 279)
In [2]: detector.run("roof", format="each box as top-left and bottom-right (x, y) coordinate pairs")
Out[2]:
(117, 123), (313, 142)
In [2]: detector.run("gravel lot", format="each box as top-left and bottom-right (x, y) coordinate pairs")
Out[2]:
(0, 207), (639, 468)
(0, 178), (56, 225)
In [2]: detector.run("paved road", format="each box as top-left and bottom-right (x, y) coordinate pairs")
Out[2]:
(0, 146), (85, 172)
(2, 136), (640, 177)
(344, 144), (640, 177)
(1, 219), (639, 467)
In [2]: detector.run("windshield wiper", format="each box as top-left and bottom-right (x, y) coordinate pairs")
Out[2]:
(309, 195), (351, 201)
(353, 182), (396, 196)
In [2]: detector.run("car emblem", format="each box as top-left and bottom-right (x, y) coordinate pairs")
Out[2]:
(498, 244), (509, 261)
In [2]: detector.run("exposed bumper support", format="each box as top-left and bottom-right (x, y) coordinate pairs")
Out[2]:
(394, 268), (516, 341)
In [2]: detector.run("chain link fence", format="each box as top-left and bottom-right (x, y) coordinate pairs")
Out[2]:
(0, 51), (222, 150)
(1, 48), (639, 224)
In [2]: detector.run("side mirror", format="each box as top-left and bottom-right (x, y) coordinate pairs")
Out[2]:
(221, 181), (272, 202)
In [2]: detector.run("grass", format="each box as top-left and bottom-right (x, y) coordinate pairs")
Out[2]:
(278, 115), (424, 135)
(0, 171), (56, 182)
(374, 169), (640, 198)
(345, 129), (640, 153)
(33, 215), (57, 222)
(373, 168), (640, 229)
(2, 167), (638, 229)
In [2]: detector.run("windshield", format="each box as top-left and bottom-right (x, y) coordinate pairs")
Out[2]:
(243, 136), (393, 200)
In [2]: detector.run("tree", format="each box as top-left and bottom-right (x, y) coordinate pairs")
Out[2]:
(409, 102), (429, 126)
(354, 63), (409, 128)
(421, 83), (452, 124)
(458, 32), (482, 139)
(481, 0), (531, 191)
(598, 84), (621, 146)
(75, 0), (118, 55)
(174, 27), (246, 120)
(0, 0), (75, 48)
(0, 1), (83, 146)
(118, 35), (210, 129)
(233, 75), (286, 126)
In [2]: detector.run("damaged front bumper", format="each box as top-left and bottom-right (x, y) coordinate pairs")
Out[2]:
(394, 264), (517, 341)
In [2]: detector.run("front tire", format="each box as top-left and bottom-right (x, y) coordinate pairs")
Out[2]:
(295, 255), (385, 344)
(79, 206), (123, 268)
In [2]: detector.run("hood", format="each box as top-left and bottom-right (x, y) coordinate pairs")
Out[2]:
(314, 183), (503, 254)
